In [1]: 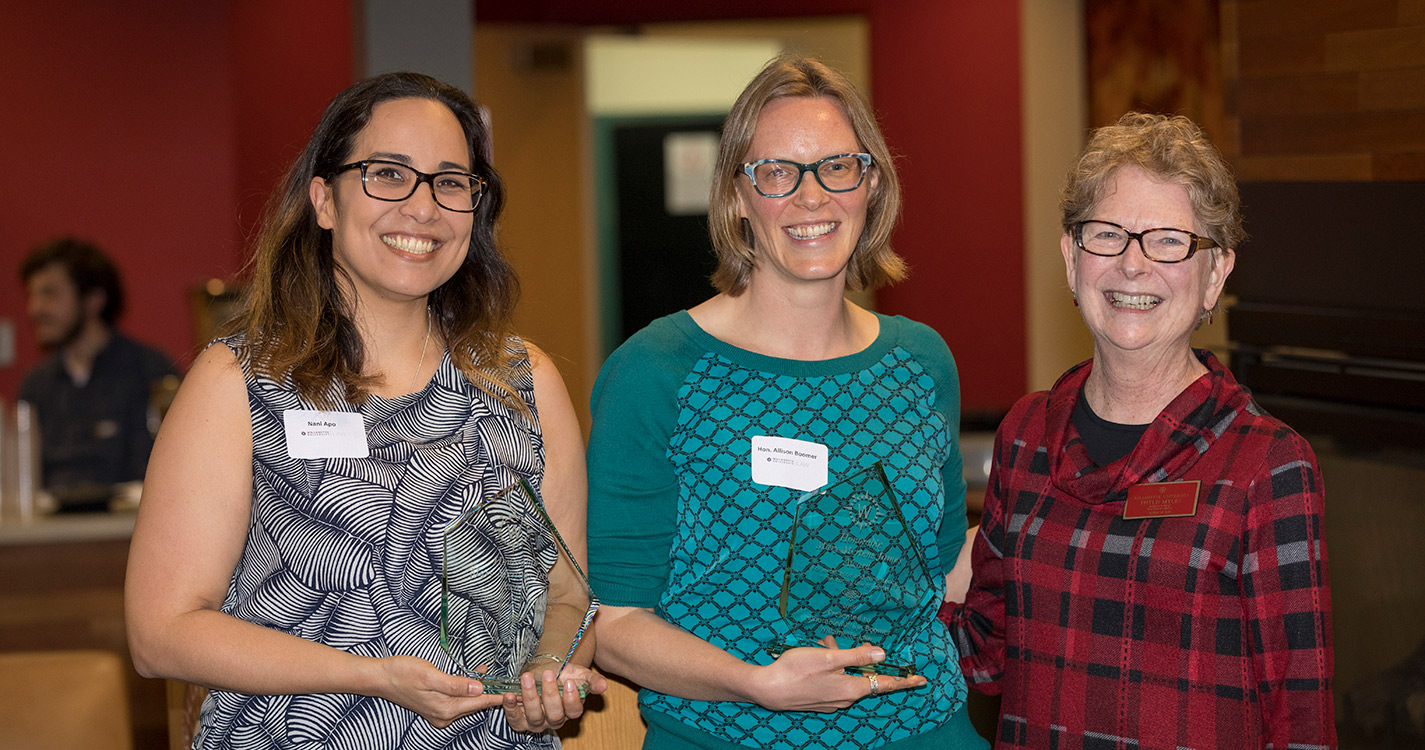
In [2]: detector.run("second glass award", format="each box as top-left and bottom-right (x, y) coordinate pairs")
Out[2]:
(439, 477), (598, 695)
(766, 461), (937, 677)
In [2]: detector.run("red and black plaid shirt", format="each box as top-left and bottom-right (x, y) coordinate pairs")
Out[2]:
(942, 352), (1335, 749)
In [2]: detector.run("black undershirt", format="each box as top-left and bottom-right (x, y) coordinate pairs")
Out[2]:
(1072, 389), (1151, 467)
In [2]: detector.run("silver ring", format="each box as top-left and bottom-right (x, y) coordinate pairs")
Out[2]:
(867, 673), (881, 696)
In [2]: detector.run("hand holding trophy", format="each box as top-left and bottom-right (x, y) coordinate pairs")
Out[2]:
(767, 461), (937, 677)
(439, 478), (598, 696)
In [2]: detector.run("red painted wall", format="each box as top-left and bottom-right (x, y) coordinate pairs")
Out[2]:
(229, 0), (356, 244)
(0, 0), (241, 398)
(477, 0), (1027, 413)
(867, 2), (1025, 415)
(0, 0), (355, 402)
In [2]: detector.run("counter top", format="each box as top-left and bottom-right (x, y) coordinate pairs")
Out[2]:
(0, 511), (137, 546)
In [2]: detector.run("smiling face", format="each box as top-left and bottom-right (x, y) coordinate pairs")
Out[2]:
(309, 97), (475, 307)
(735, 96), (875, 291)
(1061, 165), (1235, 364)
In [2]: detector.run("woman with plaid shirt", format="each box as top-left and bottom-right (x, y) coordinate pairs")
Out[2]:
(941, 113), (1335, 749)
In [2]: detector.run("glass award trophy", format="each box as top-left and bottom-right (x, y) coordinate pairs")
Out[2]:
(439, 477), (598, 695)
(766, 461), (937, 677)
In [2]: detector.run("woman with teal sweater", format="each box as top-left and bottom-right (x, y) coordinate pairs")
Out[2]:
(585, 55), (985, 749)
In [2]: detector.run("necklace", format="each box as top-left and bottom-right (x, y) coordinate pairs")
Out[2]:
(409, 311), (432, 390)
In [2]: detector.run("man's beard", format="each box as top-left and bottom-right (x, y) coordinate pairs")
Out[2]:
(38, 314), (85, 351)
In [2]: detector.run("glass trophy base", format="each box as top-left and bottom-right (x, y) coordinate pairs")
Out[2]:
(479, 677), (590, 698)
(764, 643), (916, 678)
(770, 461), (936, 683)
(440, 478), (600, 700)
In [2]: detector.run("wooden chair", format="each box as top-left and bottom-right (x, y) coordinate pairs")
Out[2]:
(166, 680), (207, 750)
(0, 650), (134, 750)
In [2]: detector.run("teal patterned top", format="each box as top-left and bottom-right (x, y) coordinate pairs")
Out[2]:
(587, 312), (981, 749)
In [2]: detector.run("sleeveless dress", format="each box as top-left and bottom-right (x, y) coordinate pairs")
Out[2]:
(193, 335), (557, 750)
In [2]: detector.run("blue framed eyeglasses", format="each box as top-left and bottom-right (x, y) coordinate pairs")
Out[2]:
(740, 153), (873, 198)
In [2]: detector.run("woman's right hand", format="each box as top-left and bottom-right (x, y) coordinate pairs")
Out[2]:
(374, 655), (505, 729)
(749, 636), (927, 712)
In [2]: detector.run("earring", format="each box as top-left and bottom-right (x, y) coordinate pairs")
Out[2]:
(1071, 292), (1079, 308)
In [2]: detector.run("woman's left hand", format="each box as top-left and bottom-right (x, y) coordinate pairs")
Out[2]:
(943, 524), (978, 605)
(502, 663), (608, 733)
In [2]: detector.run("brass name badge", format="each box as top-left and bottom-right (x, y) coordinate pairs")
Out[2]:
(1123, 480), (1200, 520)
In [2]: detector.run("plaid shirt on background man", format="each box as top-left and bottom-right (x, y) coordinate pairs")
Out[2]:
(942, 351), (1335, 750)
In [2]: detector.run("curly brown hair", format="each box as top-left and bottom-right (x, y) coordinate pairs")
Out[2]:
(21, 238), (125, 325)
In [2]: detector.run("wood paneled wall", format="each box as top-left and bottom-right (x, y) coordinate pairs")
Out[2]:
(1224, 0), (1425, 180)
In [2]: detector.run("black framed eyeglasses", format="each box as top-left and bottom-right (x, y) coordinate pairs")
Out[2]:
(740, 153), (872, 198)
(1072, 219), (1219, 263)
(332, 159), (486, 213)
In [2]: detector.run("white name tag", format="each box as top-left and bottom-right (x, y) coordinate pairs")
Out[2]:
(750, 436), (829, 492)
(283, 410), (369, 459)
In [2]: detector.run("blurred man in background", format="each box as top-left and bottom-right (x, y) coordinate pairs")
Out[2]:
(18, 238), (176, 504)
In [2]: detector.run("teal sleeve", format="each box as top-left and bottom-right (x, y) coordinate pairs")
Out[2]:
(586, 319), (696, 607)
(894, 317), (968, 576)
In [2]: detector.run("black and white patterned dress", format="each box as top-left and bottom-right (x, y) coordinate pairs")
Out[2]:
(194, 336), (556, 750)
